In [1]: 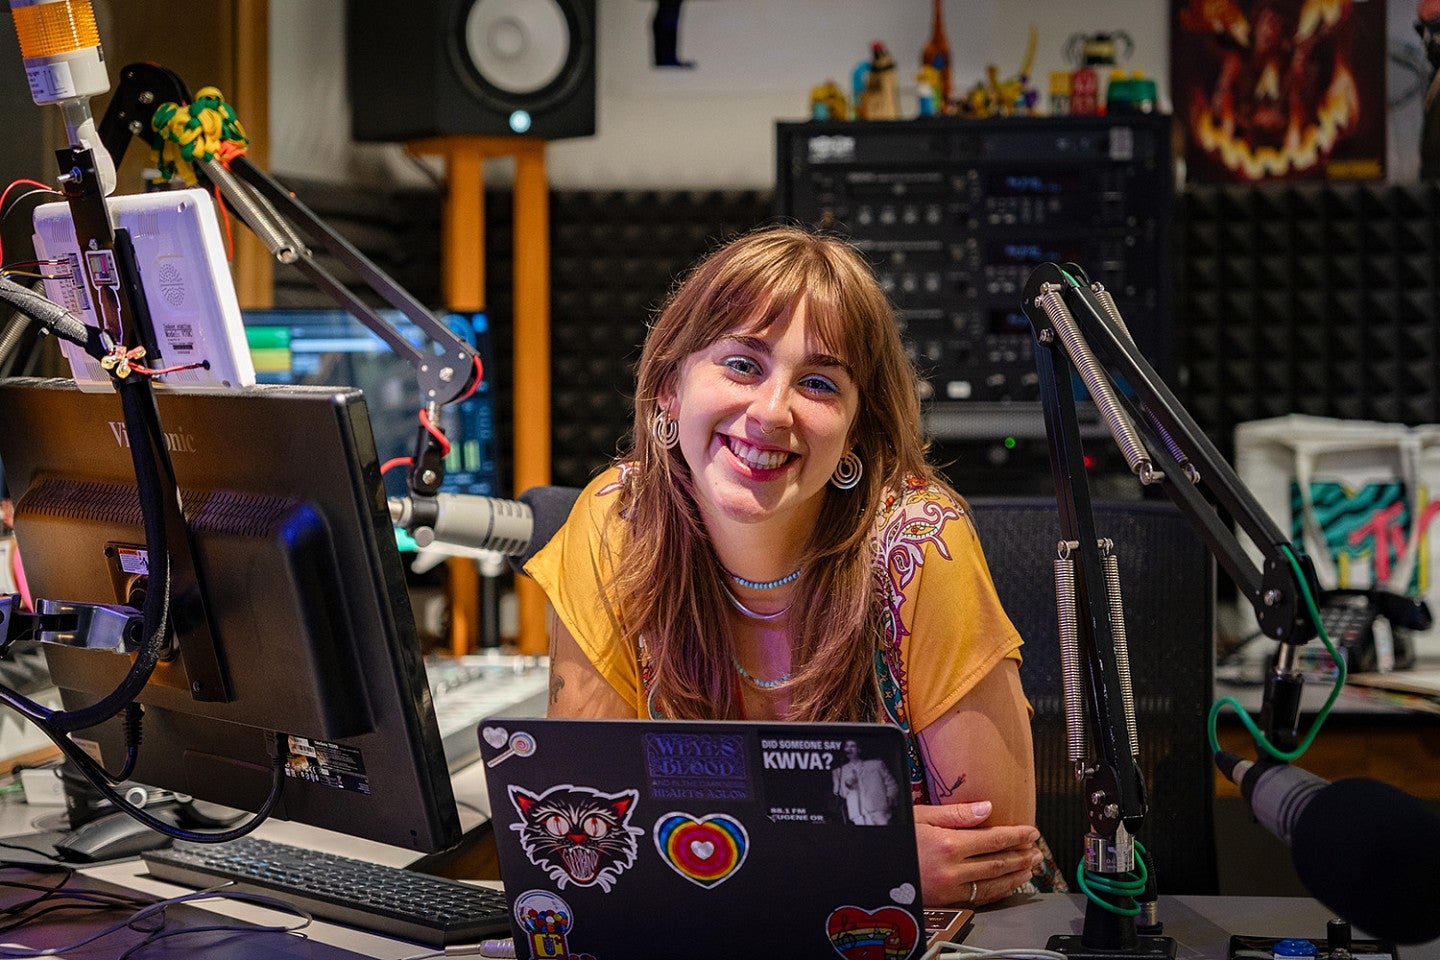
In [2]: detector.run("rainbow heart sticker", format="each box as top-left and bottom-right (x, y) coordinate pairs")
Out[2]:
(825, 905), (920, 960)
(653, 812), (749, 888)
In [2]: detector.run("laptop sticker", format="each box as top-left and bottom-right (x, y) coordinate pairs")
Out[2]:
(888, 882), (916, 905)
(508, 784), (643, 891)
(825, 904), (921, 960)
(512, 889), (595, 960)
(763, 733), (904, 826)
(643, 730), (751, 802)
(487, 728), (537, 767)
(653, 812), (750, 888)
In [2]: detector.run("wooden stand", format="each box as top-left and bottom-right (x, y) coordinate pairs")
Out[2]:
(409, 136), (552, 657)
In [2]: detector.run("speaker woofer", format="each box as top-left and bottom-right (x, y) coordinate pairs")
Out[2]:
(349, 0), (596, 142)
(453, 0), (588, 112)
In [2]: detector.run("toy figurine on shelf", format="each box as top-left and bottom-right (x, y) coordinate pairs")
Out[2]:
(955, 23), (1040, 118)
(917, 65), (942, 117)
(921, 0), (952, 113)
(1065, 30), (1134, 115)
(857, 41), (900, 119)
(810, 79), (850, 121)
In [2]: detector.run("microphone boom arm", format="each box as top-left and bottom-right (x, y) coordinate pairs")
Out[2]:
(96, 63), (482, 503)
(1018, 261), (1323, 954)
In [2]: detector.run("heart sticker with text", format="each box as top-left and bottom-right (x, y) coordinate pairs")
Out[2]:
(825, 905), (920, 960)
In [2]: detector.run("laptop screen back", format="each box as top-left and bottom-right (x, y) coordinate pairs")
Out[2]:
(480, 717), (927, 960)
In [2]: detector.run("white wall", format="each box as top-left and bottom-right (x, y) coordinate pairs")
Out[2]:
(271, 0), (1426, 189)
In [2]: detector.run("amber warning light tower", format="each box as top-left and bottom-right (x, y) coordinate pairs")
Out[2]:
(10, 0), (115, 194)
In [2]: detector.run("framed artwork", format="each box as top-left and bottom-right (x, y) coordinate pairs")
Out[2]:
(1172, 0), (1387, 182)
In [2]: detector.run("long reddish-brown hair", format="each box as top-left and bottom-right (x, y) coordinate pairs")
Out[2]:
(606, 226), (946, 720)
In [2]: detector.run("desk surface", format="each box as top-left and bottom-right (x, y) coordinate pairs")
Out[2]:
(15, 866), (1439, 960)
(3, 765), (1437, 959)
(975, 895), (1440, 959)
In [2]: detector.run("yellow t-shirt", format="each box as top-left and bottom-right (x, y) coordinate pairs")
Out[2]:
(525, 465), (1025, 795)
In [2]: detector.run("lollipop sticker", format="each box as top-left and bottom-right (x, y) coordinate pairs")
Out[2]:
(488, 729), (538, 767)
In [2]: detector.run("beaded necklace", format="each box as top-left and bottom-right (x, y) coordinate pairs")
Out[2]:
(724, 566), (802, 590)
(732, 656), (792, 689)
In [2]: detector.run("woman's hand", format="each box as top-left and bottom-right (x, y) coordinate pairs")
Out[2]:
(914, 800), (1044, 906)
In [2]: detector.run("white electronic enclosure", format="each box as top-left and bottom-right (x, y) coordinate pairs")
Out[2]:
(31, 188), (256, 392)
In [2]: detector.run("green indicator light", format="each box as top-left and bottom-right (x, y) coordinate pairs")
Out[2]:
(1004, 436), (1017, 450)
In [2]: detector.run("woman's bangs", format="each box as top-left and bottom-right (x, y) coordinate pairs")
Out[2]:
(802, 278), (869, 380)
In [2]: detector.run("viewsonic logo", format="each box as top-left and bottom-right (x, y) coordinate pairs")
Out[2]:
(108, 421), (197, 454)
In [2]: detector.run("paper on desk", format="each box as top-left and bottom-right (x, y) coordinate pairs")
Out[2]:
(1346, 668), (1440, 697)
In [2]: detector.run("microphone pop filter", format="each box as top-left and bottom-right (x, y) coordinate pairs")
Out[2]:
(1290, 777), (1440, 944)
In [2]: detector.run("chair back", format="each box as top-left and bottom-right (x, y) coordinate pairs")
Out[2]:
(968, 496), (1219, 895)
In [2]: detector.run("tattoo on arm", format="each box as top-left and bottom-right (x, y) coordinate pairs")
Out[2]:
(918, 728), (966, 799)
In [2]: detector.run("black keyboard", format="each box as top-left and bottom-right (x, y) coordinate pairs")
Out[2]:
(141, 836), (511, 947)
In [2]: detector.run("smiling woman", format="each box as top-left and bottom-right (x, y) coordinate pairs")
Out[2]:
(525, 225), (1062, 905)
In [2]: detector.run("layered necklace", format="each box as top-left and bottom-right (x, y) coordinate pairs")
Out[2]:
(724, 564), (803, 688)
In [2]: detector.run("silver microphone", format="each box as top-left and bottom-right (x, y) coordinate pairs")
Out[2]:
(388, 493), (532, 554)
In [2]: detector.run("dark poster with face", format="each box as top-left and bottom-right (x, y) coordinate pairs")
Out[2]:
(1172, 0), (1386, 181)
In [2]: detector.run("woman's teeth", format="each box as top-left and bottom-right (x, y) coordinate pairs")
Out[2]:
(725, 436), (791, 471)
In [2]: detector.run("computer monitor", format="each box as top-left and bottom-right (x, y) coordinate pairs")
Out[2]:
(0, 377), (462, 853)
(241, 308), (502, 503)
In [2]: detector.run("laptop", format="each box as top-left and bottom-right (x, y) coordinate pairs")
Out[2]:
(478, 717), (972, 959)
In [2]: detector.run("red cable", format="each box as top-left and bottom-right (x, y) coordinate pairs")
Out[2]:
(10, 539), (31, 612)
(131, 362), (209, 377)
(380, 456), (413, 476)
(418, 407), (452, 457)
(455, 355), (485, 402)
(0, 178), (62, 268)
(205, 143), (248, 262)
(1, 178), (59, 212)
(211, 181), (236, 261)
(216, 141), (248, 165)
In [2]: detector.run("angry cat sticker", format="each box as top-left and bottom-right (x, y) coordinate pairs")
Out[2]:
(508, 783), (644, 891)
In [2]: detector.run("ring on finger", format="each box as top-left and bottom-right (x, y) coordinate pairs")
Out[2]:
(967, 880), (978, 903)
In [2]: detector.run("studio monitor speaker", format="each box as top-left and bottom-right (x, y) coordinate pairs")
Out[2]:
(347, 0), (596, 142)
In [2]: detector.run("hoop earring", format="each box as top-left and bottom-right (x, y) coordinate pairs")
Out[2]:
(831, 451), (863, 490)
(652, 410), (680, 450)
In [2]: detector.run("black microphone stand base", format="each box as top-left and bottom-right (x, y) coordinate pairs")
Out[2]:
(1046, 934), (1177, 960)
(1046, 897), (1178, 960)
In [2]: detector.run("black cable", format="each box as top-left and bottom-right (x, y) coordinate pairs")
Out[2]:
(113, 893), (313, 960)
(0, 376), (173, 734)
(0, 846), (61, 869)
(113, 702), (143, 782)
(0, 880), (312, 958)
(0, 869), (151, 928)
(0, 347), (283, 841)
(29, 735), (285, 844)
(0, 277), (94, 354)
(0, 188), (60, 222)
